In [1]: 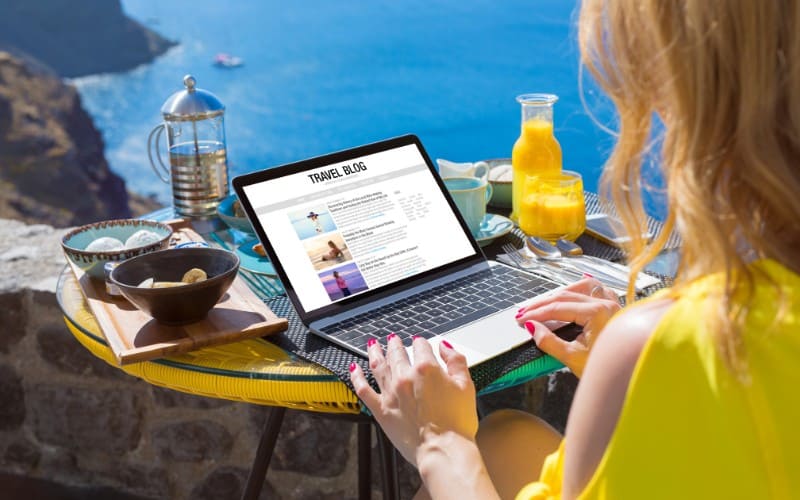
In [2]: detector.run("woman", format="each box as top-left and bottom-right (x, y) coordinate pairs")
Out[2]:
(333, 270), (351, 297)
(321, 240), (344, 261)
(307, 211), (323, 233)
(350, 1), (800, 498)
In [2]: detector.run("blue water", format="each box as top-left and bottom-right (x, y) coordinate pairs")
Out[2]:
(72, 0), (664, 218)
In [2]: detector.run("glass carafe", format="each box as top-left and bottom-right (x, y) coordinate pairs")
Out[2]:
(147, 75), (229, 218)
(510, 93), (562, 221)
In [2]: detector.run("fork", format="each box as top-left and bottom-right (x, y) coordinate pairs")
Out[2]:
(501, 243), (579, 284)
(502, 243), (536, 268)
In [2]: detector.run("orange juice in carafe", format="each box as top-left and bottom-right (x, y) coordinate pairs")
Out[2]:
(510, 94), (562, 221)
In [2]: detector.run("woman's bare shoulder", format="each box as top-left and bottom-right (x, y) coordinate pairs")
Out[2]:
(562, 297), (674, 498)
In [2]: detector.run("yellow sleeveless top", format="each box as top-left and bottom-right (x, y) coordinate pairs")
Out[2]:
(517, 260), (800, 499)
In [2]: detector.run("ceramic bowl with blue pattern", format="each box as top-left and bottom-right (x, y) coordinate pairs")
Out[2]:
(217, 195), (256, 235)
(61, 219), (173, 279)
(484, 158), (513, 209)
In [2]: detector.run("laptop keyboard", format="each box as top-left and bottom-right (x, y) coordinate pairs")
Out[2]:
(321, 266), (557, 349)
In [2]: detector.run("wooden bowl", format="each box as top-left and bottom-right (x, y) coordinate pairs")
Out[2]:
(110, 247), (240, 325)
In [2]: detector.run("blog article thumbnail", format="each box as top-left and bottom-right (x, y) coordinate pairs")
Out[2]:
(319, 263), (368, 301)
(288, 205), (337, 240)
(303, 233), (353, 271)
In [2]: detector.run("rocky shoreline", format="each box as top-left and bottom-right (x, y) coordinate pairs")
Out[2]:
(0, 52), (161, 227)
(0, 0), (175, 79)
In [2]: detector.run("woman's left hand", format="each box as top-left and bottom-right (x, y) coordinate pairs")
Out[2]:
(349, 335), (479, 467)
(516, 277), (622, 377)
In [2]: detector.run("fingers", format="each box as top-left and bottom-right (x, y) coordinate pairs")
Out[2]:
(368, 337), (390, 388)
(525, 320), (570, 358)
(385, 333), (411, 371)
(517, 280), (621, 327)
(525, 320), (585, 375)
(437, 340), (471, 386)
(349, 362), (381, 411)
(519, 298), (613, 327)
(563, 277), (617, 300)
(520, 278), (610, 312)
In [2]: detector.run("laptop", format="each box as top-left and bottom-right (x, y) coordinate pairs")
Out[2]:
(232, 134), (563, 367)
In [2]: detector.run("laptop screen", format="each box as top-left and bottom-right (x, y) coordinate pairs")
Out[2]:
(236, 136), (479, 315)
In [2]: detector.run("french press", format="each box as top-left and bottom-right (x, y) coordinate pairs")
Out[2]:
(147, 75), (229, 218)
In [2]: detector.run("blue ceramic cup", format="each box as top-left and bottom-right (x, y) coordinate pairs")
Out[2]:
(443, 177), (493, 236)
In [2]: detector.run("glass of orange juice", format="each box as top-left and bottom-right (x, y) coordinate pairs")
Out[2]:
(518, 170), (586, 241)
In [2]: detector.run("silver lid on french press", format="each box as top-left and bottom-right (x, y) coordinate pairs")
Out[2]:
(160, 75), (225, 121)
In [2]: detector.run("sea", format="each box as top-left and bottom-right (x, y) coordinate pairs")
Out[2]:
(72, 0), (666, 219)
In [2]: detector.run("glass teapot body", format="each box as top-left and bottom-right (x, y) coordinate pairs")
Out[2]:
(147, 75), (230, 218)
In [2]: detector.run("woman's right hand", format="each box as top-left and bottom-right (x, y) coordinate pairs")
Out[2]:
(516, 278), (622, 377)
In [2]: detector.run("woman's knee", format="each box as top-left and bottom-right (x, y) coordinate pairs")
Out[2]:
(476, 409), (561, 462)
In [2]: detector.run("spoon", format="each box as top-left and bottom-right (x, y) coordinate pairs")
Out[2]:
(526, 236), (630, 289)
(525, 236), (561, 260)
(556, 238), (583, 256)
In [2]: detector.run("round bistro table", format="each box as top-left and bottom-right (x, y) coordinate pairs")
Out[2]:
(56, 208), (570, 500)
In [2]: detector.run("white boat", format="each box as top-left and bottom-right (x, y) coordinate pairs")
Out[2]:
(213, 53), (244, 68)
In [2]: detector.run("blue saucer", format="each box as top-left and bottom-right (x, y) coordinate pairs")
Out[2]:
(475, 214), (514, 247)
(236, 238), (277, 276)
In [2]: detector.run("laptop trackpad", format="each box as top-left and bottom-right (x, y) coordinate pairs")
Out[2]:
(440, 309), (531, 366)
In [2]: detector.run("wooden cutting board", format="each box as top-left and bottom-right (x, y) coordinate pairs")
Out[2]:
(66, 220), (288, 365)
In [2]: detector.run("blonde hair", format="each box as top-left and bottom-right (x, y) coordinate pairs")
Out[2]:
(578, 1), (800, 373)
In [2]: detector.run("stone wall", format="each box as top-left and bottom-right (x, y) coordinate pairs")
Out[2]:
(0, 218), (577, 499)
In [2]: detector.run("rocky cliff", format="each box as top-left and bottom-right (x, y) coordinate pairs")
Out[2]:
(0, 52), (158, 227)
(0, 0), (175, 78)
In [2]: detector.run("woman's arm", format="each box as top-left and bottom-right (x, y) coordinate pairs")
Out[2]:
(417, 430), (501, 499)
(350, 337), (501, 499)
(561, 299), (672, 498)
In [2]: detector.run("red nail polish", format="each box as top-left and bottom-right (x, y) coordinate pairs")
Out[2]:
(524, 321), (536, 336)
(515, 311), (523, 319)
(583, 272), (593, 278)
(412, 335), (421, 341)
(367, 338), (377, 348)
(442, 340), (453, 349)
(517, 307), (525, 313)
(349, 362), (357, 373)
(387, 333), (397, 341)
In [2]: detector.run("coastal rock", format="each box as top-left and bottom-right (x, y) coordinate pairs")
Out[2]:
(0, 52), (158, 227)
(0, 0), (175, 78)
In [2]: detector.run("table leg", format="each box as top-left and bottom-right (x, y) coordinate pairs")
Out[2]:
(358, 421), (372, 500)
(374, 424), (400, 500)
(242, 406), (287, 500)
